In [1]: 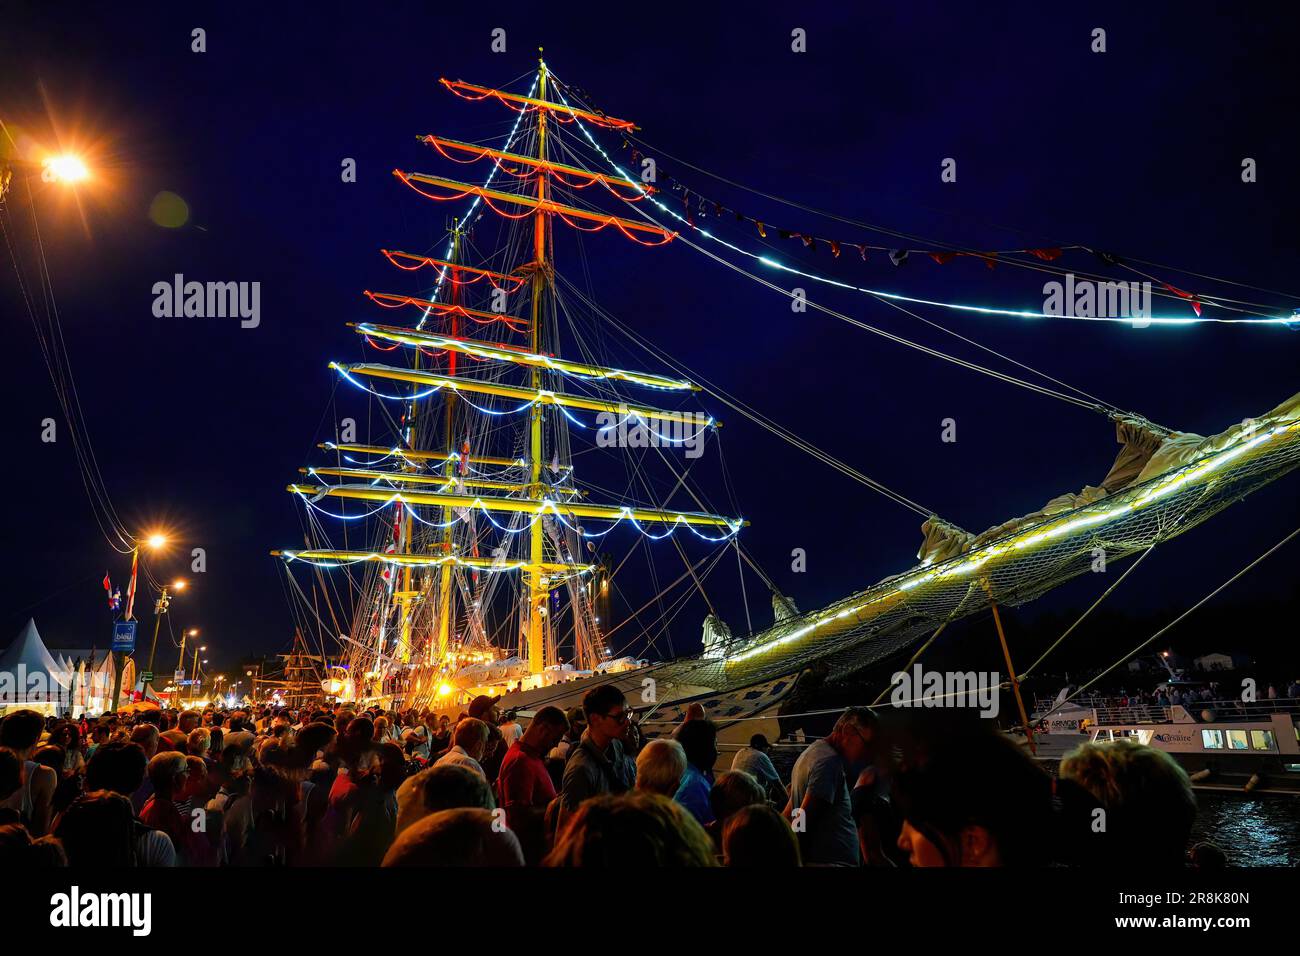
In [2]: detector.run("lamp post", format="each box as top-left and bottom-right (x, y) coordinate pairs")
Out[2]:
(142, 579), (186, 697)
(176, 628), (198, 702)
(110, 533), (167, 709)
(191, 645), (207, 703)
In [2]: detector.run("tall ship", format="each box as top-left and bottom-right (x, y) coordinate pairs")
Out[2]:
(274, 58), (1300, 752)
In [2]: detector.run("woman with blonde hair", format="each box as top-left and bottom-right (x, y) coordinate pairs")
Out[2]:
(543, 792), (716, 867)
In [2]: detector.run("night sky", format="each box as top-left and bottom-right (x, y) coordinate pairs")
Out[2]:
(3, 2), (1298, 688)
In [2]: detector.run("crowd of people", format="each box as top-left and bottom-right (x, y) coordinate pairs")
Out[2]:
(0, 683), (1223, 867)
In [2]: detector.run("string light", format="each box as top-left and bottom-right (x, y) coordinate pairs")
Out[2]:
(555, 83), (1299, 328)
(725, 415), (1300, 665)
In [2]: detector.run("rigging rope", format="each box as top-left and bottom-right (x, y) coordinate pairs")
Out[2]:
(1039, 522), (1300, 722)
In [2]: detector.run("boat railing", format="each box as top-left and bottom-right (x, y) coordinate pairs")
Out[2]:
(1184, 697), (1300, 721)
(1090, 701), (1171, 724)
(1033, 694), (1300, 723)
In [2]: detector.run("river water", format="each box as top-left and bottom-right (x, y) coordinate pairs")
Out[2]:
(1192, 793), (1300, 866)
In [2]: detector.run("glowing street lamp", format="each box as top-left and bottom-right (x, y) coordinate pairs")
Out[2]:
(0, 153), (92, 202)
(143, 579), (188, 695)
(43, 154), (90, 184)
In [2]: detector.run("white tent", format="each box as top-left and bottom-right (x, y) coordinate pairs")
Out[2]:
(1195, 652), (1236, 671)
(84, 652), (133, 714)
(0, 618), (69, 712)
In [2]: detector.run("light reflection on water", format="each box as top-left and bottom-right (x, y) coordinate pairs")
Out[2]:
(1192, 793), (1300, 866)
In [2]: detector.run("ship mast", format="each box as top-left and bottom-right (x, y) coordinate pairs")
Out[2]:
(277, 58), (747, 707)
(525, 54), (550, 675)
(435, 221), (463, 664)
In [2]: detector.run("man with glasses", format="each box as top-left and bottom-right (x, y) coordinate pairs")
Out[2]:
(557, 684), (634, 830)
(785, 707), (877, 866)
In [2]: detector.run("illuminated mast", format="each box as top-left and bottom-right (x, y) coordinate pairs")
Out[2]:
(524, 53), (551, 674)
(275, 57), (746, 703)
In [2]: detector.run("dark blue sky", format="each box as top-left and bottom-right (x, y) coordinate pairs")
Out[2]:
(3, 2), (1298, 682)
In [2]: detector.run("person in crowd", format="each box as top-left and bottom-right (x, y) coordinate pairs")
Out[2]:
(673, 718), (719, 826)
(430, 714), (452, 757)
(401, 713), (432, 763)
(784, 707), (877, 866)
(557, 684), (634, 829)
(545, 792), (715, 867)
(223, 741), (306, 866)
(173, 755), (207, 819)
(49, 722), (86, 777)
(334, 740), (406, 867)
(707, 770), (766, 849)
(34, 742), (82, 815)
(382, 807), (524, 867)
(497, 706), (568, 864)
(722, 803), (802, 867)
(0, 710), (57, 836)
(498, 709), (524, 749)
(84, 723), (111, 763)
(140, 751), (211, 866)
(187, 727), (211, 762)
(206, 726), (224, 763)
(545, 707), (586, 789)
(467, 696), (506, 782)
(0, 822), (66, 867)
(85, 741), (177, 866)
(0, 747), (22, 826)
(128, 723), (161, 813)
(177, 710), (201, 735)
(852, 764), (904, 867)
(1188, 841), (1227, 870)
(434, 718), (490, 779)
(731, 733), (787, 806)
(1058, 738), (1196, 867)
(635, 738), (688, 798)
(396, 762), (494, 838)
(893, 724), (1053, 867)
(53, 790), (138, 866)
(158, 726), (189, 753)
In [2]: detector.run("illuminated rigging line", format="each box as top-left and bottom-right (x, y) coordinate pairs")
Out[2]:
(556, 271), (934, 517)
(1, 162), (135, 553)
(553, 79), (1298, 315)
(1039, 522), (1300, 721)
(551, 79), (1296, 326)
(549, 91), (1116, 415)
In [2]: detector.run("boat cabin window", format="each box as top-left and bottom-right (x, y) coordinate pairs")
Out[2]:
(1201, 729), (1224, 749)
(1250, 730), (1275, 751)
(1226, 730), (1249, 750)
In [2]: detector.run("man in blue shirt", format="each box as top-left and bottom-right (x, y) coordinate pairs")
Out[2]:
(786, 707), (877, 866)
(673, 718), (718, 825)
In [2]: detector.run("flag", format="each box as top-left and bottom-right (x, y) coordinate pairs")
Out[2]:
(125, 549), (139, 621)
(102, 573), (113, 608)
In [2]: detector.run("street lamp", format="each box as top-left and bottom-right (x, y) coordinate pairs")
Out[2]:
(0, 153), (91, 202)
(43, 154), (90, 184)
(190, 645), (208, 702)
(143, 579), (188, 696)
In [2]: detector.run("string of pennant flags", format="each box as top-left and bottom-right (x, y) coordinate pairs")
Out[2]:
(614, 138), (1216, 316)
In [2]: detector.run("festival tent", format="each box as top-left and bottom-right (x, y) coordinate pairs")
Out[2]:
(0, 618), (70, 713)
(83, 652), (133, 714)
